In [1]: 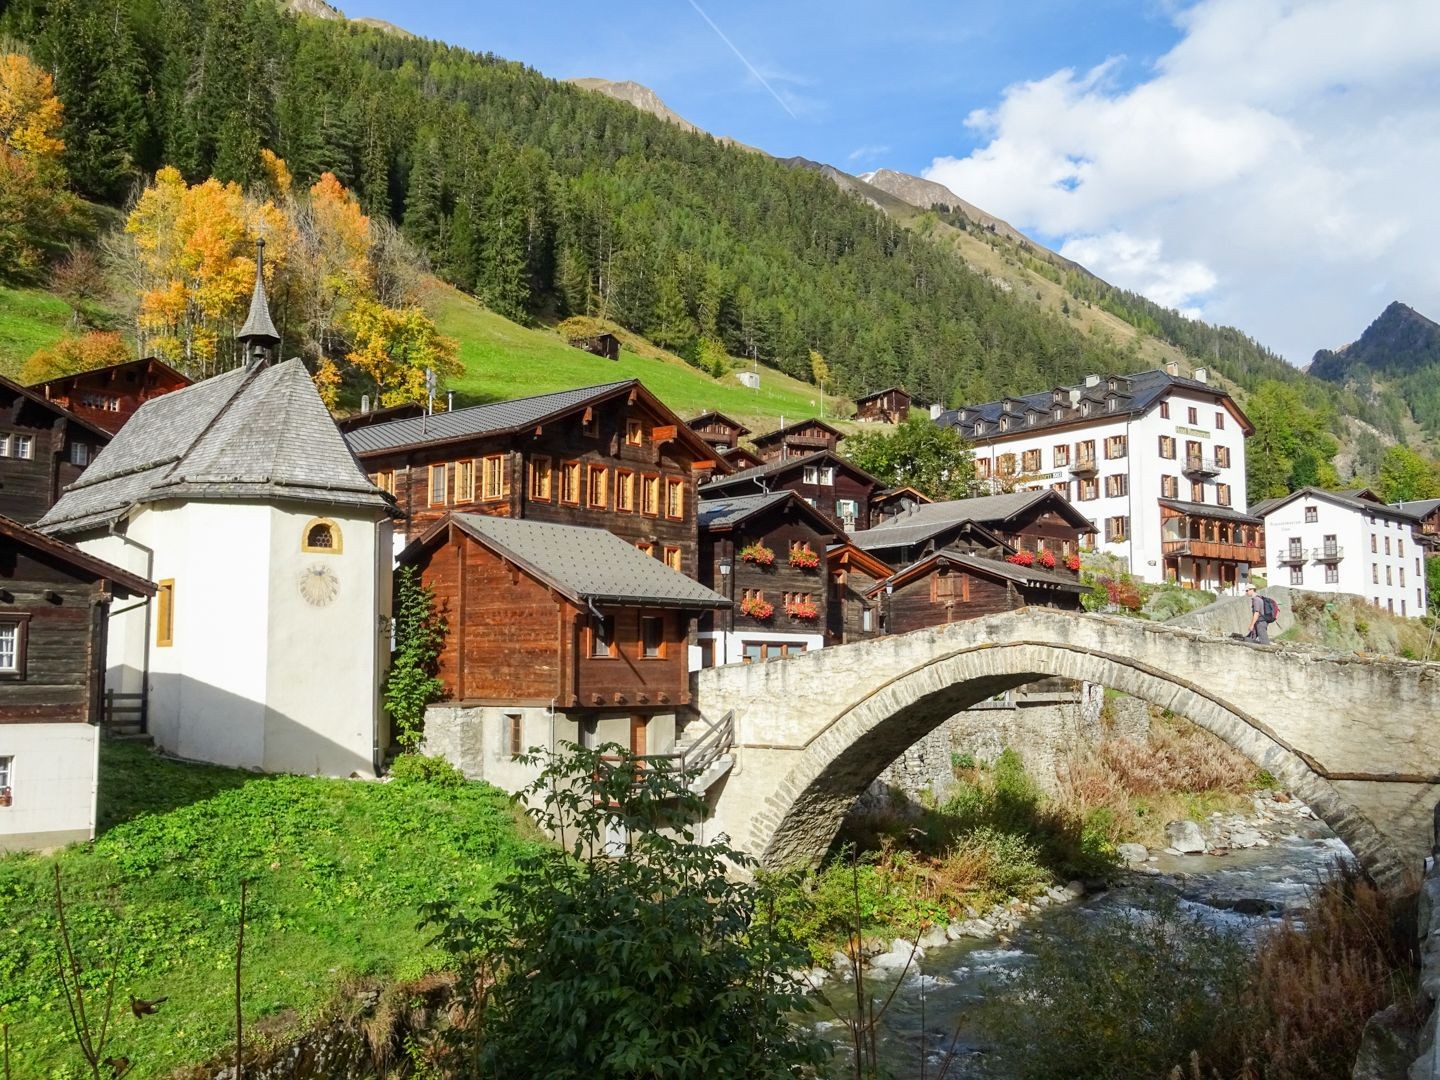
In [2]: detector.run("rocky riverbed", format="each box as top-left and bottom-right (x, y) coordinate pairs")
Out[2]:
(802, 791), (1348, 1076)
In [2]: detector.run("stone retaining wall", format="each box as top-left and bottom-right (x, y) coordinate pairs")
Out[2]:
(1412, 804), (1440, 1078)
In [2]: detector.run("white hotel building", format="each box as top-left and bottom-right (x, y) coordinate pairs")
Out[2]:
(936, 367), (1258, 591)
(1251, 488), (1429, 617)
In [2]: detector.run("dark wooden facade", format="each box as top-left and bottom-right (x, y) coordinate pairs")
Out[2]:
(357, 384), (720, 579)
(854, 387), (912, 424)
(698, 493), (843, 645)
(858, 490), (1095, 568)
(0, 376), (111, 524)
(873, 553), (1084, 635)
(869, 486), (932, 528)
(751, 418), (846, 461)
(719, 445), (763, 470)
(701, 450), (881, 532)
(0, 517), (153, 725)
(405, 520), (692, 711)
(827, 542), (891, 643)
(568, 333), (620, 361)
(32, 357), (191, 436)
(686, 411), (751, 451)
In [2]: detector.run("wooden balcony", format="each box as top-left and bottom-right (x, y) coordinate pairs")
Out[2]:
(1162, 539), (1265, 563)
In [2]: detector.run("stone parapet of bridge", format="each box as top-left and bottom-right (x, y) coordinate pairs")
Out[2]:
(693, 608), (1439, 895)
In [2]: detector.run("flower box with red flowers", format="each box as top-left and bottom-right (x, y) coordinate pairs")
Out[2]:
(788, 543), (821, 570)
(1065, 554), (1082, 572)
(785, 599), (820, 620)
(739, 543), (776, 567)
(1005, 550), (1035, 567)
(739, 596), (775, 619)
(1038, 550), (1056, 569)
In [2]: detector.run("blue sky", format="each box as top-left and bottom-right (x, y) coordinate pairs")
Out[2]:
(343, 1), (1440, 365)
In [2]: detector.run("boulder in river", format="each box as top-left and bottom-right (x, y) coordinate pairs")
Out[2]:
(918, 925), (949, 950)
(1229, 826), (1264, 849)
(1165, 820), (1207, 854)
(946, 918), (996, 940)
(1117, 842), (1149, 866)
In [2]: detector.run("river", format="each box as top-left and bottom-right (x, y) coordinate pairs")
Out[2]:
(807, 813), (1351, 1078)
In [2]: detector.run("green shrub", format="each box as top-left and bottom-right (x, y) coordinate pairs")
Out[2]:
(384, 567), (447, 749)
(388, 752), (466, 788)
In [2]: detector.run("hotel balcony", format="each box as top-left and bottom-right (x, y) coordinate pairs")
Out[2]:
(1162, 539), (1266, 564)
(1311, 545), (1344, 562)
(1182, 455), (1222, 478)
(1275, 548), (1308, 567)
(1069, 456), (1099, 476)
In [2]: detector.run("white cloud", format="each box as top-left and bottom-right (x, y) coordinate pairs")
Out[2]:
(923, 0), (1440, 362)
(848, 143), (891, 162)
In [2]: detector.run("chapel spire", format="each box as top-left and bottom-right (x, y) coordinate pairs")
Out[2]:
(238, 238), (281, 369)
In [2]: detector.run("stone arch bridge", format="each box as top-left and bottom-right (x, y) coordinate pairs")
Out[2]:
(692, 609), (1440, 894)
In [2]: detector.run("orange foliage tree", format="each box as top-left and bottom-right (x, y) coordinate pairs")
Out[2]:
(0, 53), (76, 276)
(20, 331), (131, 383)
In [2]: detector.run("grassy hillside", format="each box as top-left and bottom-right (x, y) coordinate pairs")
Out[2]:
(0, 742), (534, 1078)
(430, 284), (859, 434)
(0, 285), (90, 377)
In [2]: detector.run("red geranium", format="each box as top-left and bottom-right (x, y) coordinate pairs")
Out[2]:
(788, 543), (821, 570)
(785, 599), (820, 620)
(1006, 550), (1035, 566)
(1065, 553), (1082, 572)
(740, 595), (775, 619)
(739, 543), (775, 566)
(1038, 550), (1057, 569)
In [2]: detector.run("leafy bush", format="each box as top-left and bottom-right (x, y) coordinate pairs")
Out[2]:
(388, 752), (466, 788)
(419, 743), (830, 1079)
(384, 567), (447, 749)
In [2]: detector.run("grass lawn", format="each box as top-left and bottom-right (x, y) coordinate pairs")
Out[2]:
(0, 741), (536, 1078)
(0, 286), (90, 378)
(429, 284), (858, 435)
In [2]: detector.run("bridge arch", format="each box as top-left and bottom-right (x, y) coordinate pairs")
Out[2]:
(696, 611), (1437, 896)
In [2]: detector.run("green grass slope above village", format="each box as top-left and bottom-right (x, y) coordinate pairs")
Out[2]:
(0, 742), (536, 1079)
(430, 285), (856, 434)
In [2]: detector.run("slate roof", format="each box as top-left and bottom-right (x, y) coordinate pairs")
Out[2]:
(38, 359), (390, 536)
(432, 514), (729, 609)
(750, 417), (847, 447)
(345, 381), (633, 455)
(854, 386), (910, 403)
(1394, 498), (1440, 518)
(936, 368), (1251, 440)
(869, 549), (1088, 598)
(686, 410), (751, 435)
(700, 449), (880, 494)
(850, 489), (1095, 552)
(1158, 498), (1263, 525)
(697, 489), (844, 536)
(1247, 487), (1422, 525)
(237, 240), (280, 346)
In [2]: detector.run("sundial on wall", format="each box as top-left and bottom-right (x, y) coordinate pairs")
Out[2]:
(298, 564), (340, 607)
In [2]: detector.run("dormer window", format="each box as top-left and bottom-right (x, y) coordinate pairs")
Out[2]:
(1027, 413), (1036, 425)
(1081, 402), (1091, 416)
(1106, 397), (1117, 412)
(302, 518), (342, 553)
(1000, 417), (1009, 430)
(1054, 408), (1063, 421)
(1108, 378), (1117, 391)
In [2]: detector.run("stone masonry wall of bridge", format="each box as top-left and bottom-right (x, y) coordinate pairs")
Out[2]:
(692, 608), (1440, 895)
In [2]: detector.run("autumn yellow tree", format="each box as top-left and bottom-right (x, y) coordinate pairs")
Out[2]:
(0, 52), (75, 276)
(343, 297), (460, 408)
(20, 331), (130, 382)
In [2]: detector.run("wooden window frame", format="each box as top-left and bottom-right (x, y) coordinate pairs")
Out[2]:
(640, 474), (661, 516)
(1216, 446), (1231, 468)
(505, 713), (523, 758)
(587, 464), (609, 509)
(302, 517), (343, 554)
(13, 434), (31, 460)
(1161, 475), (1178, 499)
(1216, 483), (1231, 507)
(663, 546), (682, 572)
(1190, 480), (1205, 503)
(1104, 435), (1127, 460)
(529, 455), (553, 502)
(636, 541), (655, 557)
(372, 469), (395, 495)
(428, 463), (448, 507)
(156, 579), (175, 648)
(625, 419), (644, 446)
(1078, 477), (1098, 501)
(616, 470), (635, 512)
(640, 614), (666, 659)
(480, 455), (509, 501)
(456, 458), (477, 502)
(1159, 401), (1170, 419)
(1052, 443), (1070, 467)
(1187, 406), (1199, 425)
(1215, 412), (1225, 430)
(1022, 449), (1041, 472)
(589, 614), (617, 659)
(664, 478), (685, 520)
(560, 460), (582, 506)
(0, 614), (30, 680)
(1159, 435), (1175, 459)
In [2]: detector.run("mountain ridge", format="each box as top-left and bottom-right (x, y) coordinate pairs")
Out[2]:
(1310, 301), (1440, 436)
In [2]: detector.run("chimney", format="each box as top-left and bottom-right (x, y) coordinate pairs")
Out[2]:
(929, 403), (943, 420)
(1164, 361), (1179, 376)
(1068, 388), (1081, 406)
(1083, 374), (1100, 388)
(360, 394), (371, 415)
(1194, 367), (1208, 383)
(237, 238), (281, 370)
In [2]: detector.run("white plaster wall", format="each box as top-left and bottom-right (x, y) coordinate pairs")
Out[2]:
(82, 531), (152, 698)
(0, 722), (97, 850)
(1261, 495), (1427, 615)
(968, 385), (1250, 588)
(263, 504), (391, 777)
(695, 629), (824, 668)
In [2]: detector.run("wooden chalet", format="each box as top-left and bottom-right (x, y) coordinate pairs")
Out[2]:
(1, 516), (153, 850)
(870, 549), (1086, 635)
(751, 417), (846, 462)
(568, 332), (621, 361)
(718, 444), (764, 470)
(870, 486), (933, 528)
(700, 449), (881, 532)
(31, 357), (191, 436)
(851, 489), (1096, 569)
(1395, 498), (1440, 553)
(696, 490), (846, 666)
(854, 386), (912, 424)
(1158, 499), (1265, 590)
(345, 380), (725, 576)
(399, 514), (727, 778)
(827, 541), (892, 644)
(686, 411), (751, 451)
(0, 374), (111, 524)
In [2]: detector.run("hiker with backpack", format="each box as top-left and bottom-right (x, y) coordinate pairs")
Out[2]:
(1246, 585), (1278, 644)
